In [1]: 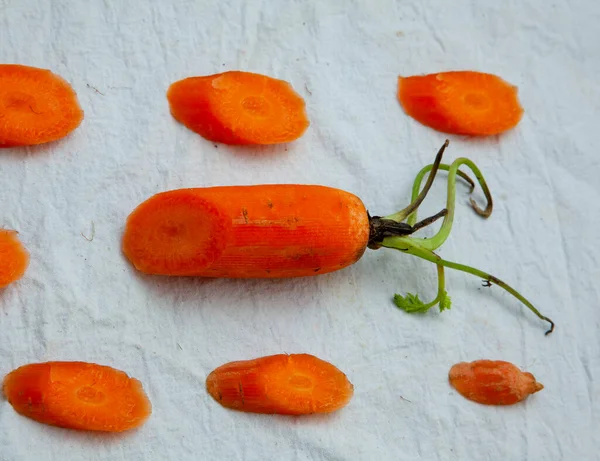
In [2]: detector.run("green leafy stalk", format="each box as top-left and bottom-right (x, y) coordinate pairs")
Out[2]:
(372, 141), (554, 336)
(386, 158), (493, 251)
(393, 263), (451, 313)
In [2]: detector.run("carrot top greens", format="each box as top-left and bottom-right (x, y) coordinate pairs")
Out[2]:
(368, 141), (554, 335)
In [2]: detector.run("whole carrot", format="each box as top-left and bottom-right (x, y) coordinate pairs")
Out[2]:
(0, 64), (83, 147)
(122, 142), (555, 335)
(0, 229), (29, 288)
(167, 71), (309, 145)
(3, 361), (152, 432)
(449, 360), (544, 405)
(123, 184), (368, 278)
(398, 71), (523, 136)
(206, 354), (353, 415)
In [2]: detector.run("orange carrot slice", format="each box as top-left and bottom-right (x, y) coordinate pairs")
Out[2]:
(0, 229), (29, 288)
(206, 354), (354, 415)
(0, 64), (83, 146)
(398, 71), (523, 136)
(449, 360), (543, 405)
(167, 71), (309, 145)
(122, 185), (369, 278)
(3, 361), (152, 432)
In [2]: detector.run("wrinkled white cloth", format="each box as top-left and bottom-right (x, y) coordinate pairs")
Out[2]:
(0, 0), (598, 460)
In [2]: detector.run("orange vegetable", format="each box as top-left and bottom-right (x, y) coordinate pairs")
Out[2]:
(123, 185), (369, 278)
(206, 354), (354, 415)
(3, 361), (152, 432)
(121, 143), (555, 335)
(0, 64), (83, 146)
(167, 71), (309, 145)
(0, 229), (29, 288)
(449, 360), (543, 405)
(398, 71), (523, 136)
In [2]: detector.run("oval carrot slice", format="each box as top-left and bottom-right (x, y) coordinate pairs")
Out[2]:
(206, 354), (354, 415)
(167, 71), (309, 145)
(122, 185), (369, 278)
(0, 64), (83, 147)
(398, 71), (523, 136)
(0, 229), (29, 288)
(449, 360), (543, 405)
(3, 361), (152, 432)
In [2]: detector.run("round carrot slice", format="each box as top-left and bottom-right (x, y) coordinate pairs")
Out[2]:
(3, 361), (152, 432)
(398, 71), (523, 136)
(0, 229), (29, 288)
(206, 353), (354, 415)
(449, 360), (544, 405)
(167, 71), (309, 145)
(122, 189), (231, 275)
(0, 64), (83, 146)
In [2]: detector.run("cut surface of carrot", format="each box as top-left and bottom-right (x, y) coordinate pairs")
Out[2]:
(0, 64), (83, 146)
(122, 191), (231, 276)
(167, 71), (309, 145)
(449, 360), (543, 405)
(123, 185), (369, 278)
(0, 229), (29, 288)
(398, 71), (523, 136)
(206, 354), (354, 415)
(3, 361), (152, 432)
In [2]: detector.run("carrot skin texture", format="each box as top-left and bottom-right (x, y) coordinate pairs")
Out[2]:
(398, 71), (523, 136)
(0, 229), (29, 288)
(0, 64), (83, 146)
(206, 354), (354, 415)
(449, 360), (543, 405)
(122, 185), (370, 278)
(167, 71), (309, 145)
(3, 362), (152, 432)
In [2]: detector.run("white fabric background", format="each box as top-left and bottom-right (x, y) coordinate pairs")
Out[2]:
(0, 0), (598, 460)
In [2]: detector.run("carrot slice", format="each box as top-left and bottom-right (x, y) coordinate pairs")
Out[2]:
(3, 361), (152, 432)
(122, 185), (369, 278)
(0, 229), (29, 288)
(449, 360), (543, 405)
(167, 71), (309, 145)
(206, 354), (354, 415)
(0, 64), (83, 146)
(398, 71), (523, 136)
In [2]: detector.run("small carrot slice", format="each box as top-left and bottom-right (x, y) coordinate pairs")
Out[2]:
(398, 71), (523, 136)
(0, 229), (29, 288)
(167, 71), (309, 145)
(0, 64), (83, 146)
(3, 361), (152, 432)
(449, 360), (543, 405)
(122, 185), (369, 278)
(206, 354), (354, 415)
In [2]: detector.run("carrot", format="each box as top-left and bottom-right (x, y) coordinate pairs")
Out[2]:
(3, 361), (152, 432)
(167, 71), (309, 145)
(122, 142), (555, 335)
(449, 360), (544, 405)
(397, 71), (523, 136)
(206, 354), (353, 415)
(123, 185), (369, 278)
(0, 229), (29, 288)
(0, 64), (83, 147)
